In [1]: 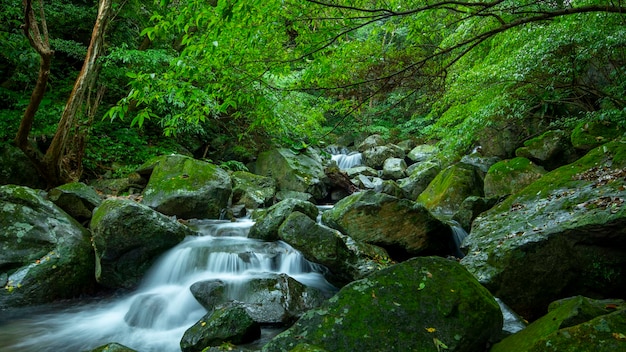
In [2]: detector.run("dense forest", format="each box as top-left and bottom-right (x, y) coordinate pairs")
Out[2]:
(1, 0), (625, 186)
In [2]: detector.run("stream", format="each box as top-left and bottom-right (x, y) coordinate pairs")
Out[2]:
(0, 218), (336, 352)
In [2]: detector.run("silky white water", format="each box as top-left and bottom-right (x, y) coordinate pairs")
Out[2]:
(329, 147), (362, 170)
(0, 218), (335, 352)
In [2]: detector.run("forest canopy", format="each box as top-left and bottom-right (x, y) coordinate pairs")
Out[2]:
(1, 0), (625, 182)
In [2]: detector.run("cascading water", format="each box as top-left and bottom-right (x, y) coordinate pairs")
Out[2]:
(448, 220), (469, 258)
(0, 218), (335, 352)
(328, 146), (362, 170)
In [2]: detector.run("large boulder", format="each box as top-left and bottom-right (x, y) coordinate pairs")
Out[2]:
(398, 161), (441, 200)
(483, 157), (547, 198)
(515, 129), (578, 170)
(47, 181), (102, 222)
(491, 296), (626, 352)
(91, 198), (194, 289)
(248, 198), (319, 241)
(381, 157), (407, 179)
(322, 191), (451, 259)
(0, 185), (95, 308)
(263, 256), (503, 352)
(256, 148), (327, 200)
(571, 120), (623, 151)
(407, 144), (438, 163)
(180, 304), (261, 352)
(417, 163), (484, 216)
(361, 145), (405, 169)
(461, 140), (626, 320)
(141, 154), (232, 219)
(356, 134), (385, 152)
(231, 171), (277, 209)
(279, 211), (356, 284)
(0, 144), (46, 188)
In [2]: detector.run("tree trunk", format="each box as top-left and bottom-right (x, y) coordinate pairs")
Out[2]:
(15, 0), (113, 187)
(15, 0), (54, 165)
(41, 0), (113, 185)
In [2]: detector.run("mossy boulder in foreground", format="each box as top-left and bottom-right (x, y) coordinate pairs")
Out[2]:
(491, 296), (626, 352)
(262, 256), (503, 352)
(0, 185), (95, 308)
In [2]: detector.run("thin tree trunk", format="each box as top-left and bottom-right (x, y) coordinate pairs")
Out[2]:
(42, 0), (113, 185)
(15, 0), (53, 159)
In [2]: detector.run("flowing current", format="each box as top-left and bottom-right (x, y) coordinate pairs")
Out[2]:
(0, 218), (335, 352)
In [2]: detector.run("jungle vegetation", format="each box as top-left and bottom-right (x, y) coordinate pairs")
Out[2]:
(1, 0), (625, 185)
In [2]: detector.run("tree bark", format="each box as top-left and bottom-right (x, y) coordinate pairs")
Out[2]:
(15, 0), (113, 187)
(15, 0), (53, 159)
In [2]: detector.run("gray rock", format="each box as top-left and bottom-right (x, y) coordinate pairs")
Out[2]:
(248, 198), (319, 241)
(382, 157), (407, 179)
(398, 161), (441, 200)
(461, 140), (626, 320)
(361, 145), (405, 169)
(407, 144), (439, 163)
(322, 190), (451, 258)
(141, 154), (232, 219)
(357, 134), (385, 152)
(231, 171), (277, 209)
(515, 129), (578, 170)
(0, 185), (95, 308)
(47, 182), (102, 222)
(483, 157), (546, 198)
(180, 304), (260, 352)
(91, 198), (194, 289)
(256, 148), (327, 200)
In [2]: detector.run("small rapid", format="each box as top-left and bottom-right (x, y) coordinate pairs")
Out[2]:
(0, 218), (335, 352)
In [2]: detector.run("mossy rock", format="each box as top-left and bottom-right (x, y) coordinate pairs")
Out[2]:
(417, 163), (484, 216)
(491, 296), (626, 352)
(279, 211), (356, 285)
(0, 185), (95, 308)
(571, 120), (623, 151)
(515, 129), (578, 170)
(48, 181), (102, 222)
(91, 198), (194, 289)
(248, 198), (319, 241)
(398, 161), (441, 200)
(407, 144), (439, 163)
(255, 148), (327, 200)
(322, 190), (451, 259)
(141, 154), (232, 219)
(461, 139), (626, 320)
(262, 256), (503, 352)
(231, 171), (277, 209)
(89, 343), (138, 352)
(483, 157), (547, 198)
(180, 304), (261, 352)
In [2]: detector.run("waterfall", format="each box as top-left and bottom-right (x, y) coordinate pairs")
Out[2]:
(448, 220), (468, 258)
(328, 146), (362, 170)
(0, 218), (335, 352)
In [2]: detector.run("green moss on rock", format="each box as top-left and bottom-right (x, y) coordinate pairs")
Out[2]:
(483, 157), (546, 198)
(263, 256), (502, 352)
(571, 120), (623, 151)
(492, 296), (626, 352)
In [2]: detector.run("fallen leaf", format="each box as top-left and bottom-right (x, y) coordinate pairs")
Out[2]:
(425, 327), (436, 333)
(613, 332), (626, 341)
(433, 337), (449, 351)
